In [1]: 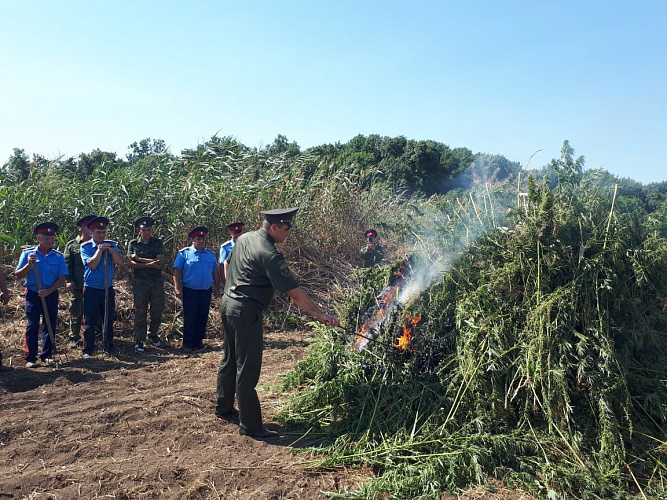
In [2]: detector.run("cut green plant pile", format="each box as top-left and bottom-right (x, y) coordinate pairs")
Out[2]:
(283, 172), (667, 499)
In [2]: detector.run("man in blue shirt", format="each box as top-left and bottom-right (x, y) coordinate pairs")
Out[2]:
(173, 226), (220, 352)
(80, 217), (125, 357)
(14, 223), (68, 368)
(219, 222), (244, 283)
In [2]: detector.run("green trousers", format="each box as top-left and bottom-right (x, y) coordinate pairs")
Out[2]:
(215, 295), (264, 432)
(132, 278), (165, 342)
(68, 288), (84, 341)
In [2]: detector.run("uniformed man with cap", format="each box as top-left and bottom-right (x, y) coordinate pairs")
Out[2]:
(80, 216), (125, 357)
(219, 222), (244, 282)
(215, 207), (340, 439)
(14, 223), (68, 368)
(360, 228), (384, 268)
(173, 226), (220, 352)
(64, 214), (96, 347)
(127, 216), (165, 352)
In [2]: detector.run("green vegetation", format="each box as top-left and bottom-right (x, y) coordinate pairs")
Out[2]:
(282, 143), (667, 499)
(3, 136), (667, 498)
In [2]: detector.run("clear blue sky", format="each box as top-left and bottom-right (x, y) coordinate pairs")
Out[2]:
(1, 1), (665, 183)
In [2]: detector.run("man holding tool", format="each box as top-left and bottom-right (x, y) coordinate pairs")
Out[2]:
(14, 223), (68, 368)
(80, 216), (125, 357)
(360, 228), (384, 268)
(215, 208), (339, 438)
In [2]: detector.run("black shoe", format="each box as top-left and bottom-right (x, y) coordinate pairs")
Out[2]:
(149, 336), (163, 347)
(239, 426), (279, 439)
(215, 409), (239, 422)
(134, 341), (145, 353)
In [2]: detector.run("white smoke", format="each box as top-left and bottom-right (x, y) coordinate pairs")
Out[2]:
(398, 260), (450, 304)
(397, 187), (509, 303)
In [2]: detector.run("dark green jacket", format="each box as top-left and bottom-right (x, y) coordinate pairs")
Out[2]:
(224, 229), (299, 310)
(64, 236), (86, 289)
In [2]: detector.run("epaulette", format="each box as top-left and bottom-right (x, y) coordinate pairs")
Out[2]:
(81, 240), (94, 246)
(104, 240), (117, 245)
(179, 247), (189, 252)
(21, 245), (36, 251)
(52, 249), (63, 255)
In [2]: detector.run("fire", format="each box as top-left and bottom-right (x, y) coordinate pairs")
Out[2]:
(352, 259), (424, 353)
(394, 313), (422, 352)
(353, 284), (401, 351)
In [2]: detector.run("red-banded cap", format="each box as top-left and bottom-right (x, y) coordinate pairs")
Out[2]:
(76, 215), (96, 227)
(34, 222), (59, 235)
(227, 222), (244, 233)
(188, 226), (208, 238)
(87, 216), (110, 230)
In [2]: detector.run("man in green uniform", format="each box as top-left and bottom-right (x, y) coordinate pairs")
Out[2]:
(215, 207), (340, 439)
(64, 215), (96, 347)
(127, 216), (165, 352)
(360, 228), (384, 267)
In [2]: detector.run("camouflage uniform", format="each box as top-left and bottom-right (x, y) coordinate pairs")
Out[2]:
(64, 235), (86, 343)
(360, 243), (384, 268)
(128, 236), (165, 343)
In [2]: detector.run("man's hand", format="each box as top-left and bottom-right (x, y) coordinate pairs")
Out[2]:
(318, 313), (340, 328)
(66, 282), (75, 293)
(175, 289), (183, 300)
(37, 288), (51, 298)
(28, 252), (37, 264)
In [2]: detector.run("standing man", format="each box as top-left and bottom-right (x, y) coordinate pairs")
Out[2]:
(360, 228), (384, 268)
(14, 223), (68, 368)
(219, 222), (244, 283)
(215, 208), (339, 438)
(127, 216), (165, 353)
(0, 269), (12, 368)
(173, 226), (220, 352)
(64, 214), (96, 348)
(80, 217), (125, 358)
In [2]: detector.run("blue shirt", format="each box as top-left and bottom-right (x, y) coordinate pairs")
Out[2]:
(16, 247), (68, 292)
(174, 245), (219, 290)
(81, 240), (120, 289)
(219, 239), (235, 265)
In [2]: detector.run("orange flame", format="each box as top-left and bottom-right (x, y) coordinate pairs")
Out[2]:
(394, 313), (422, 351)
(353, 260), (416, 352)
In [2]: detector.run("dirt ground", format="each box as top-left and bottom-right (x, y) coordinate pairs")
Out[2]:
(0, 277), (534, 499)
